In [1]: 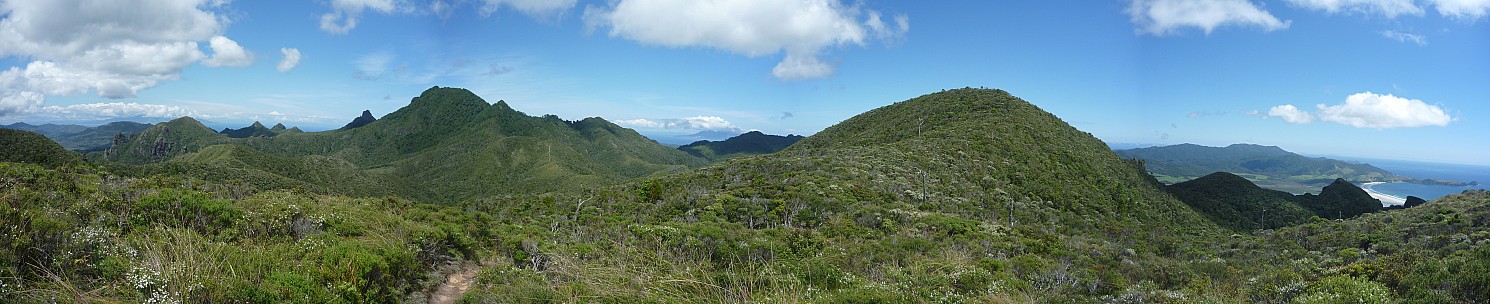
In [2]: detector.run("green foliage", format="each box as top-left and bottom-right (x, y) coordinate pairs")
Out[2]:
(1291, 275), (1395, 304)
(130, 189), (242, 236)
(0, 128), (84, 168)
(0, 162), (490, 303)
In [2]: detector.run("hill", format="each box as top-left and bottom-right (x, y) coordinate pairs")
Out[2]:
(1116, 143), (1398, 193)
(677, 130), (804, 161)
(54, 121), (155, 151)
(218, 121), (279, 138)
(1295, 178), (1383, 219)
(1168, 172), (1317, 230)
(94, 87), (707, 202)
(0, 128), (85, 167)
(340, 110), (377, 130)
(457, 87), (1222, 302)
(96, 117), (226, 164)
(1165, 171), (1385, 229)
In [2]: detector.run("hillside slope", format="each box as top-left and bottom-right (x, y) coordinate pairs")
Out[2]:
(459, 87), (1224, 302)
(0, 128), (84, 167)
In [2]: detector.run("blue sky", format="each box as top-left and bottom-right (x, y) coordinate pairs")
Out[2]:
(0, 0), (1486, 165)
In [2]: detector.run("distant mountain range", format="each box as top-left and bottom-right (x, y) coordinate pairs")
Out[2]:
(676, 131), (804, 161)
(2, 121), (153, 151)
(1115, 143), (1472, 193)
(89, 86), (706, 202)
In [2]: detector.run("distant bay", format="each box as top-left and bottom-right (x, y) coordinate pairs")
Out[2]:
(1336, 157), (1490, 202)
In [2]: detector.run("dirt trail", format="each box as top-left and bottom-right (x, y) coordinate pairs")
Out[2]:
(429, 262), (481, 304)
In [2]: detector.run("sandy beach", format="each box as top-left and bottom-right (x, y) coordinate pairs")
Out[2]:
(1361, 182), (1407, 206)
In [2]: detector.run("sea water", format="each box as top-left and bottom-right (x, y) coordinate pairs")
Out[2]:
(1342, 157), (1490, 202)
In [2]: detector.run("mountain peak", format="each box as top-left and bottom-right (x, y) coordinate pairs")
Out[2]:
(271, 123), (287, 131)
(250, 121), (266, 129)
(340, 109), (378, 130)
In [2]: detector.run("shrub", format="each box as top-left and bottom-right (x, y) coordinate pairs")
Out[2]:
(1292, 275), (1395, 304)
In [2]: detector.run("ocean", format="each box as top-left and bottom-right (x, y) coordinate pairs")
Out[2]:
(1336, 157), (1490, 202)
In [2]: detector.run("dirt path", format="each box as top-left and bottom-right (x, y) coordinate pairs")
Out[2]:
(429, 262), (481, 304)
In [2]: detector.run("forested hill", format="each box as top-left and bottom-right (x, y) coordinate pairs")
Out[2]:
(1116, 143), (1397, 192)
(1167, 172), (1384, 230)
(92, 86), (707, 202)
(453, 87), (1220, 301)
(0, 128), (84, 167)
(676, 131), (804, 161)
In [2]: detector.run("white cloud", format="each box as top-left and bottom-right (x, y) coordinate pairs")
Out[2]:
(1317, 92), (1452, 128)
(615, 116), (742, 131)
(1381, 30), (1427, 45)
(1127, 0), (1291, 35)
(30, 102), (201, 121)
(1264, 92), (1453, 128)
(0, 91), (44, 116)
(1268, 105), (1316, 124)
(480, 0), (577, 18)
(583, 0), (907, 80)
(277, 48), (302, 72)
(202, 36), (254, 67)
(319, 0), (401, 34)
(0, 0), (239, 116)
(1285, 0), (1423, 17)
(615, 118), (665, 129)
(1427, 0), (1490, 19)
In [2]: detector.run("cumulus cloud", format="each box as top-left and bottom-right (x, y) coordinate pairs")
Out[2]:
(1127, 0), (1291, 35)
(1285, 0), (1423, 17)
(277, 48), (302, 72)
(202, 36), (254, 67)
(1265, 92), (1453, 128)
(480, 0), (577, 18)
(1268, 105), (1315, 124)
(1381, 30), (1427, 45)
(0, 0), (239, 115)
(30, 102), (200, 121)
(0, 92), (45, 116)
(615, 116), (742, 132)
(1427, 0), (1490, 19)
(583, 0), (908, 80)
(1317, 92), (1452, 128)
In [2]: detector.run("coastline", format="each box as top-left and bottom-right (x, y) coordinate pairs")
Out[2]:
(1361, 182), (1406, 206)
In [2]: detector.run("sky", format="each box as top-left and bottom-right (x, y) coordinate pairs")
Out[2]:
(0, 0), (1486, 165)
